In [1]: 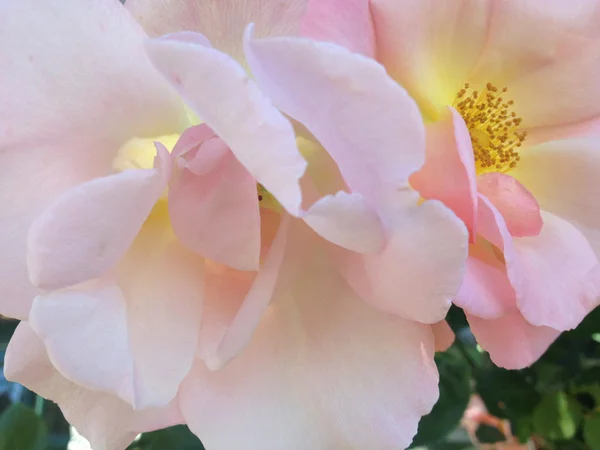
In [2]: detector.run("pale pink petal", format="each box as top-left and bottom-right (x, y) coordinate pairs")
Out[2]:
(455, 254), (517, 320)
(30, 218), (203, 409)
(169, 143), (261, 271)
(116, 214), (204, 409)
(146, 35), (307, 215)
(244, 29), (425, 206)
(28, 158), (169, 290)
(303, 192), (386, 253)
(510, 137), (600, 257)
(467, 312), (560, 369)
(470, 0), (600, 128)
(4, 322), (183, 450)
(197, 263), (255, 361)
(476, 195), (526, 304)
(432, 320), (455, 352)
(410, 107), (478, 238)
(29, 282), (136, 405)
(300, 0), (375, 57)
(184, 137), (229, 175)
(171, 124), (217, 159)
(370, 0), (492, 117)
(205, 215), (316, 369)
(127, 0), (308, 63)
(512, 211), (599, 331)
(179, 256), (439, 449)
(337, 191), (468, 324)
(477, 173), (543, 237)
(0, 0), (186, 320)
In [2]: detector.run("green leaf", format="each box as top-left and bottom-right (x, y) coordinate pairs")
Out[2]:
(475, 424), (505, 444)
(584, 411), (600, 450)
(0, 403), (47, 450)
(446, 305), (469, 333)
(568, 306), (600, 340)
(129, 425), (204, 450)
(511, 417), (534, 444)
(411, 349), (471, 447)
(475, 368), (539, 420)
(532, 391), (583, 441)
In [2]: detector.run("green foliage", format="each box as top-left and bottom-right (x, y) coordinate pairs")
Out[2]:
(0, 403), (47, 450)
(476, 367), (540, 420)
(128, 425), (204, 450)
(475, 424), (506, 444)
(533, 391), (583, 440)
(412, 348), (472, 447)
(584, 412), (600, 450)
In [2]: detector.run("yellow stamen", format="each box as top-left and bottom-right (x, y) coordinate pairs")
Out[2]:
(453, 82), (526, 175)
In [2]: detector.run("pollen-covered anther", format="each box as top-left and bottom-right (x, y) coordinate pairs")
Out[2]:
(454, 82), (526, 174)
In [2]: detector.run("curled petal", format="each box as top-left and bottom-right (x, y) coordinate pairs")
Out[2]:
(28, 153), (169, 290)
(303, 192), (386, 253)
(146, 35), (306, 215)
(477, 173), (542, 237)
(410, 107), (478, 239)
(170, 142), (261, 271)
(245, 27), (425, 206)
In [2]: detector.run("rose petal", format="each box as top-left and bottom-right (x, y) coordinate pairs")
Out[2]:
(370, 0), (492, 118)
(30, 213), (203, 409)
(146, 35), (307, 215)
(28, 154), (169, 290)
(510, 137), (600, 257)
(455, 252), (517, 320)
(467, 311), (560, 369)
(245, 28), (425, 206)
(4, 322), (183, 450)
(303, 191), (386, 253)
(337, 190), (468, 324)
(410, 107), (478, 239)
(432, 320), (455, 352)
(477, 173), (543, 237)
(180, 256), (439, 449)
(0, 0), (185, 319)
(204, 214), (316, 369)
(513, 211), (599, 330)
(127, 0), (308, 63)
(300, 0), (375, 57)
(29, 282), (136, 405)
(470, 0), (600, 128)
(169, 142), (261, 270)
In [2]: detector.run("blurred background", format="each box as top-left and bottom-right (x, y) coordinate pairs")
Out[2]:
(2, 304), (600, 450)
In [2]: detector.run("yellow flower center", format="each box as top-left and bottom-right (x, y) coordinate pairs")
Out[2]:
(454, 82), (527, 175)
(113, 134), (181, 171)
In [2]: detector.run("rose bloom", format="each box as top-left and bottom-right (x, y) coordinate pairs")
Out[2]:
(1, 0), (469, 449)
(300, 0), (600, 368)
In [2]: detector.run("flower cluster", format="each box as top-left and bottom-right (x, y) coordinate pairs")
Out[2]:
(2, 0), (600, 449)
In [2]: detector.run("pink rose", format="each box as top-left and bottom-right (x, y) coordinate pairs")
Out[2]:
(302, 0), (600, 368)
(2, 1), (468, 449)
